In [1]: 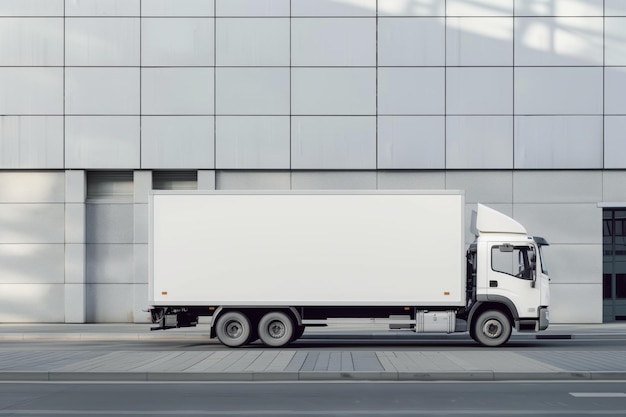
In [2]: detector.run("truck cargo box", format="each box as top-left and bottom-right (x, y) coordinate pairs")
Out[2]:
(149, 191), (465, 308)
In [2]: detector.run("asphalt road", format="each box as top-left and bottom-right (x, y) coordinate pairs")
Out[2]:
(1, 381), (625, 416)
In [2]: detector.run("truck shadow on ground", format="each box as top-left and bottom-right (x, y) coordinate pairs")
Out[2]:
(188, 339), (573, 350)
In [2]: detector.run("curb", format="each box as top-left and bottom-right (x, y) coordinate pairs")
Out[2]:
(2, 371), (626, 382)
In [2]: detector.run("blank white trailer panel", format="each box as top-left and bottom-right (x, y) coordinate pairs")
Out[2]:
(150, 191), (465, 307)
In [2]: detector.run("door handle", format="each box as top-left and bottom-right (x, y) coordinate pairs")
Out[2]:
(489, 280), (498, 288)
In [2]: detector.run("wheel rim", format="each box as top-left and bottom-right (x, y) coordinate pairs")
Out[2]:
(225, 320), (243, 339)
(482, 319), (503, 339)
(268, 320), (286, 339)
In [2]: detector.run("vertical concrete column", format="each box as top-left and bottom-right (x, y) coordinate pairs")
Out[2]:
(133, 171), (152, 323)
(198, 170), (216, 190)
(64, 170), (87, 323)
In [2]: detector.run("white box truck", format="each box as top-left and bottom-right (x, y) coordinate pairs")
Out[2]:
(149, 191), (550, 347)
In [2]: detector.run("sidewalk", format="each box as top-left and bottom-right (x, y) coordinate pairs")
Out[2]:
(0, 323), (625, 382)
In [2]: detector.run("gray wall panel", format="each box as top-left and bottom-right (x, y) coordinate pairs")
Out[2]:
(605, 67), (626, 114)
(446, 171), (513, 204)
(291, 0), (376, 16)
(134, 245), (149, 284)
(378, 0), (444, 16)
(514, 116), (603, 169)
(216, 68), (289, 115)
(65, 244), (86, 285)
(0, 68), (63, 115)
(216, 0), (290, 16)
(378, 116), (445, 169)
(216, 116), (289, 169)
(66, 18), (140, 66)
(447, 17), (513, 66)
(606, 17), (626, 65)
(0, 0), (63, 16)
(292, 171), (377, 190)
(141, 68), (214, 115)
(377, 171), (446, 190)
(604, 116), (626, 169)
(66, 0), (140, 16)
(0, 244), (64, 284)
(65, 204), (86, 243)
(448, 0), (512, 16)
(547, 244), (602, 285)
(514, 0), (603, 16)
(141, 0), (214, 16)
(0, 18), (63, 66)
(216, 18), (288, 66)
(142, 18), (213, 66)
(446, 68), (512, 115)
(291, 116), (376, 169)
(86, 244), (133, 284)
(291, 18), (375, 66)
(446, 116), (513, 169)
(0, 171), (64, 203)
(550, 283), (602, 323)
(513, 171), (602, 204)
(514, 17), (603, 66)
(0, 116), (64, 169)
(216, 171), (291, 190)
(141, 116), (214, 169)
(514, 203), (601, 245)
(514, 67), (603, 115)
(86, 204), (134, 244)
(65, 68), (139, 115)
(378, 68), (444, 115)
(606, 0), (626, 16)
(292, 68), (376, 115)
(86, 283), (134, 322)
(0, 204), (64, 244)
(0, 284), (64, 322)
(65, 116), (140, 169)
(603, 171), (626, 202)
(378, 17), (445, 66)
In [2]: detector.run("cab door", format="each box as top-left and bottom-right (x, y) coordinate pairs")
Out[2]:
(487, 242), (542, 319)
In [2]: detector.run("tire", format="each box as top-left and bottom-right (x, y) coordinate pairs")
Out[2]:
(258, 311), (295, 347)
(215, 311), (252, 348)
(472, 310), (512, 347)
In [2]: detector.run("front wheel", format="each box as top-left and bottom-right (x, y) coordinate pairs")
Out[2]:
(472, 310), (512, 347)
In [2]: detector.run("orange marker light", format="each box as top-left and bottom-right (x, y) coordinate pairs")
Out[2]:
(161, 291), (168, 295)
(444, 292), (450, 296)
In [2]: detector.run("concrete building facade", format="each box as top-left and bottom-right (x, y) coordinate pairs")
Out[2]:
(0, 0), (625, 323)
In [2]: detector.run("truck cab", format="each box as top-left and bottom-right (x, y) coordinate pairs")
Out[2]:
(466, 204), (550, 346)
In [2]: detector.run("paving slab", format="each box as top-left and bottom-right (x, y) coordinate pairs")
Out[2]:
(0, 323), (625, 381)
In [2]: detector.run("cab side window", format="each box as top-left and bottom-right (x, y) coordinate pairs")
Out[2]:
(491, 245), (536, 280)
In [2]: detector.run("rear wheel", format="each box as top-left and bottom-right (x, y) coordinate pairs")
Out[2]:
(258, 311), (295, 347)
(215, 311), (252, 348)
(472, 310), (512, 347)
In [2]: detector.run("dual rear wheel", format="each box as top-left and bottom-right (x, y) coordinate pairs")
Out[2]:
(215, 310), (301, 348)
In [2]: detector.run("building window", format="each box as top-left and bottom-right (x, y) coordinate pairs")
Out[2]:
(603, 209), (626, 321)
(152, 171), (198, 190)
(86, 171), (133, 202)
